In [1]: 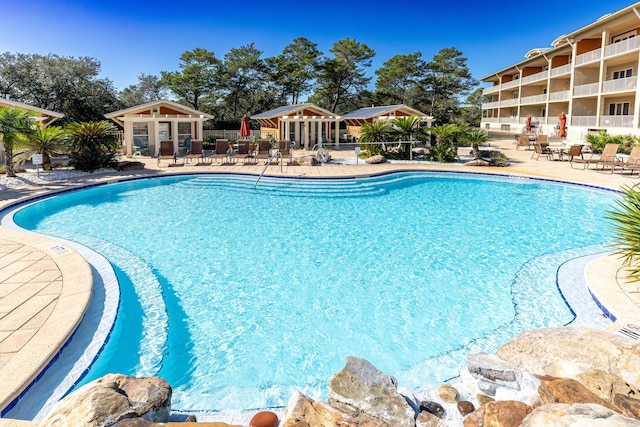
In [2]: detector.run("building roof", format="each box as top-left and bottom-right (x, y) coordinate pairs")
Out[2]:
(341, 104), (429, 120)
(0, 98), (64, 120)
(104, 99), (214, 120)
(251, 103), (335, 119)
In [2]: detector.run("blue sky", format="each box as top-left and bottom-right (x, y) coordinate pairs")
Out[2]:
(1, 0), (635, 94)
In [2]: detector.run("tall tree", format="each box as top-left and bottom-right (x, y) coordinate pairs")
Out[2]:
(268, 37), (321, 105)
(0, 107), (37, 177)
(374, 53), (425, 106)
(418, 47), (478, 124)
(161, 48), (220, 111)
(218, 43), (270, 120)
(311, 38), (375, 113)
(459, 88), (489, 127)
(121, 73), (169, 107)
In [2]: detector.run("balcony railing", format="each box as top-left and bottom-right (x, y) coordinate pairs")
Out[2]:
(571, 116), (597, 127)
(575, 48), (602, 66)
(602, 76), (637, 94)
(521, 70), (548, 84)
(500, 99), (518, 107)
(548, 90), (570, 101)
(482, 118), (499, 123)
(550, 64), (571, 77)
(573, 82), (600, 97)
(483, 86), (500, 95)
(482, 101), (500, 109)
(605, 37), (640, 58)
(501, 80), (520, 90)
(600, 115), (634, 127)
(520, 94), (547, 104)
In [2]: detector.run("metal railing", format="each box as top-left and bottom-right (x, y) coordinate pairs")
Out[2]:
(203, 129), (260, 140)
(602, 76), (637, 94)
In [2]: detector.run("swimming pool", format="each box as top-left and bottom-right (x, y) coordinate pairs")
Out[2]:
(8, 171), (617, 416)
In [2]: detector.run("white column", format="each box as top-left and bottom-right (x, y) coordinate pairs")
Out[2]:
(334, 120), (340, 149)
(304, 121), (310, 150)
(310, 120), (316, 149)
(171, 121), (179, 153)
(124, 120), (133, 156)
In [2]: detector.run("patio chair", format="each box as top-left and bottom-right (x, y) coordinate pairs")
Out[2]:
(234, 141), (255, 164)
(531, 142), (553, 160)
(185, 139), (206, 164)
(277, 140), (293, 165)
(211, 139), (231, 164)
(619, 145), (640, 175)
(564, 144), (584, 165)
(157, 140), (178, 167)
(515, 134), (531, 150)
(254, 139), (272, 164)
(570, 143), (619, 170)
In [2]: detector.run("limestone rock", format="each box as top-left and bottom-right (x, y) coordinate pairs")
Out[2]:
(464, 159), (490, 166)
(576, 369), (640, 403)
(116, 161), (145, 171)
(476, 394), (495, 406)
(365, 155), (387, 164)
(496, 327), (640, 387)
(416, 411), (448, 427)
(40, 374), (171, 427)
(520, 403), (640, 426)
(437, 384), (458, 403)
(282, 391), (390, 427)
(614, 394), (640, 420)
(113, 419), (240, 426)
(250, 411), (279, 427)
(457, 401), (475, 416)
(328, 357), (416, 427)
(419, 401), (445, 418)
(466, 352), (520, 387)
(462, 400), (532, 427)
(538, 377), (618, 412)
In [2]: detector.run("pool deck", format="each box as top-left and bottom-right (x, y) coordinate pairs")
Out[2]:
(1, 138), (639, 419)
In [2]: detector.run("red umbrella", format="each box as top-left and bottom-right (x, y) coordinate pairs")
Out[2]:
(525, 116), (532, 132)
(558, 112), (567, 138)
(240, 114), (251, 138)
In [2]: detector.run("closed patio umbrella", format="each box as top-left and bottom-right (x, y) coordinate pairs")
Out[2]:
(558, 112), (567, 138)
(240, 114), (251, 138)
(525, 115), (532, 132)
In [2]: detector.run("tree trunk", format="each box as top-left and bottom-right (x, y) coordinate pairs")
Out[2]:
(4, 145), (15, 177)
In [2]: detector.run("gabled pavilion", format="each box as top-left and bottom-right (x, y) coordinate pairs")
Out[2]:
(341, 104), (433, 140)
(105, 100), (214, 157)
(251, 104), (341, 150)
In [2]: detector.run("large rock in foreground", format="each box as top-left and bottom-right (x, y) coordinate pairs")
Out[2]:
(496, 327), (640, 387)
(328, 357), (416, 427)
(40, 374), (171, 427)
(520, 403), (640, 426)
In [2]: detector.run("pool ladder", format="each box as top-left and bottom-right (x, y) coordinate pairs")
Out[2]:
(254, 151), (282, 188)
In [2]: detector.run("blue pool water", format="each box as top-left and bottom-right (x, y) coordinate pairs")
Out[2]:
(11, 172), (617, 413)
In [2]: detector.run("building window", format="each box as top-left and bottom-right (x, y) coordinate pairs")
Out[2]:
(132, 122), (149, 155)
(177, 122), (192, 153)
(511, 110), (517, 118)
(613, 69), (633, 79)
(613, 30), (637, 43)
(609, 102), (630, 115)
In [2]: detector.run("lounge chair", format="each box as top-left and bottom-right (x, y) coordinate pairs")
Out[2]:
(185, 139), (206, 164)
(277, 140), (292, 165)
(515, 134), (532, 150)
(570, 143), (619, 170)
(619, 145), (640, 175)
(531, 142), (553, 160)
(254, 140), (272, 164)
(211, 139), (231, 164)
(157, 140), (177, 167)
(234, 141), (255, 164)
(564, 144), (584, 165)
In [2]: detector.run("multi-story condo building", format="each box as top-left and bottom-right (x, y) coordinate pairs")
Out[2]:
(481, 1), (640, 140)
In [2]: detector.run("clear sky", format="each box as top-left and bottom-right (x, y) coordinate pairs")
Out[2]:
(1, 0), (636, 94)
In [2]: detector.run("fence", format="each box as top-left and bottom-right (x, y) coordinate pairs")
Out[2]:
(203, 129), (260, 141)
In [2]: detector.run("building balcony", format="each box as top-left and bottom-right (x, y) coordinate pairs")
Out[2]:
(600, 115), (634, 127)
(482, 101), (500, 109)
(548, 90), (570, 102)
(500, 99), (519, 107)
(521, 70), (548, 84)
(602, 76), (637, 94)
(520, 94), (547, 105)
(605, 36), (640, 59)
(550, 64), (571, 77)
(571, 116), (597, 127)
(501, 80), (520, 90)
(483, 86), (500, 95)
(575, 48), (602, 66)
(573, 82), (600, 97)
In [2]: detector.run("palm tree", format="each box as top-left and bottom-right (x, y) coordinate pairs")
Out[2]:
(607, 184), (640, 282)
(66, 121), (120, 172)
(460, 128), (489, 159)
(14, 126), (69, 168)
(0, 107), (38, 177)
(358, 121), (392, 156)
(390, 116), (421, 158)
(427, 123), (458, 146)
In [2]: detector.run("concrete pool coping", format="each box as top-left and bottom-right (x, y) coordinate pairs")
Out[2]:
(1, 139), (639, 420)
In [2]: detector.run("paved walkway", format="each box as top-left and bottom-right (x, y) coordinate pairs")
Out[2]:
(0, 139), (639, 419)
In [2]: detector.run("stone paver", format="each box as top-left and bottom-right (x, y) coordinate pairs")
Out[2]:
(0, 138), (638, 417)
